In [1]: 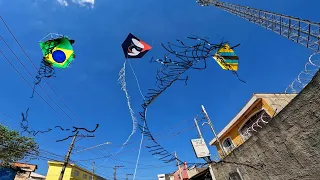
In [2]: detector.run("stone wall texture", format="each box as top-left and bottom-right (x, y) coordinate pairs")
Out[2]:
(211, 71), (320, 180)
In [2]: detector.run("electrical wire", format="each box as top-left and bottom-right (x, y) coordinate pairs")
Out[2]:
(0, 34), (77, 124)
(0, 16), (84, 125)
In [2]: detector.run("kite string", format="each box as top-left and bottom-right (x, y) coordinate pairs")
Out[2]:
(128, 60), (147, 180)
(96, 59), (144, 169)
(128, 60), (145, 99)
(116, 60), (138, 154)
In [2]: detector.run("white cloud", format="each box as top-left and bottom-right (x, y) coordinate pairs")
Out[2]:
(72, 0), (95, 8)
(56, 0), (95, 8)
(57, 0), (68, 6)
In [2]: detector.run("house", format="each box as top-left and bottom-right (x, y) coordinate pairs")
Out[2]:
(209, 93), (296, 157)
(46, 161), (106, 180)
(172, 162), (189, 180)
(27, 172), (46, 180)
(12, 162), (37, 180)
(158, 173), (174, 180)
(158, 163), (207, 180)
(188, 168), (211, 180)
(0, 162), (39, 180)
(0, 166), (18, 180)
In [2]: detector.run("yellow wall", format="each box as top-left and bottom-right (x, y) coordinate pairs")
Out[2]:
(70, 166), (95, 180)
(214, 99), (273, 157)
(46, 162), (100, 180)
(46, 163), (72, 180)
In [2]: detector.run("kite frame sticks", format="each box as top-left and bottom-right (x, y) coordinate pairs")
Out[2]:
(138, 35), (237, 167)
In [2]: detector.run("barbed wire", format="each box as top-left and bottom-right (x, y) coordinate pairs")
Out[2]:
(204, 53), (319, 163)
(265, 53), (320, 119)
(285, 53), (320, 93)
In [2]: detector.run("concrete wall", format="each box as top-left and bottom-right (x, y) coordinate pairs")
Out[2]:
(211, 71), (320, 180)
(14, 171), (31, 180)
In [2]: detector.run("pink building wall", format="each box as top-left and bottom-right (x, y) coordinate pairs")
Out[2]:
(173, 162), (189, 180)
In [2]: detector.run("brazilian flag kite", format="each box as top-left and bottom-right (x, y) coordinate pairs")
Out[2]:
(30, 34), (76, 98)
(39, 37), (75, 68)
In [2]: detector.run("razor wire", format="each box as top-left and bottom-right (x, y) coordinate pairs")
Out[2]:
(267, 53), (320, 117)
(206, 53), (320, 159)
(137, 35), (239, 167)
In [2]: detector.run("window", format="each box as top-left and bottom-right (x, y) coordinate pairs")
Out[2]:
(229, 171), (243, 180)
(83, 174), (88, 179)
(73, 170), (79, 176)
(89, 176), (94, 180)
(223, 138), (234, 153)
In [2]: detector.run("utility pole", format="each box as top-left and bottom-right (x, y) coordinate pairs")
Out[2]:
(92, 161), (95, 180)
(194, 117), (203, 138)
(201, 105), (226, 156)
(113, 165), (124, 180)
(194, 117), (217, 180)
(58, 131), (79, 180)
(174, 152), (183, 180)
(126, 174), (133, 180)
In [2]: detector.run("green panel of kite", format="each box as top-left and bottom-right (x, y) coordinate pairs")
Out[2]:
(39, 37), (75, 69)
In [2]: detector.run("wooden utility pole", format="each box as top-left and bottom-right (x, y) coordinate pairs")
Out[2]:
(126, 174), (133, 180)
(113, 165), (124, 180)
(58, 131), (79, 180)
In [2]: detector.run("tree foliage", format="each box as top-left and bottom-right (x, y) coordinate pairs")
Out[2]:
(0, 124), (39, 166)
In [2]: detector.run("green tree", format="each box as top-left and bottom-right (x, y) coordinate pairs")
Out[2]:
(0, 124), (39, 166)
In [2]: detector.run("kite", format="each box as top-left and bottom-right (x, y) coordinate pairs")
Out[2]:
(98, 33), (152, 175)
(115, 33), (152, 155)
(213, 44), (239, 71)
(31, 33), (76, 98)
(122, 33), (152, 59)
(39, 36), (75, 68)
(212, 43), (245, 82)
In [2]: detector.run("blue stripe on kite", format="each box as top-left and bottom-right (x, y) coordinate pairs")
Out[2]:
(224, 60), (238, 63)
(218, 52), (237, 56)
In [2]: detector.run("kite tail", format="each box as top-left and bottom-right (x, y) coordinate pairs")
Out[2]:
(117, 61), (138, 154)
(233, 71), (246, 83)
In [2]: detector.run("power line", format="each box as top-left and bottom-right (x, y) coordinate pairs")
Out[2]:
(0, 34), (77, 124)
(0, 49), (64, 120)
(0, 15), (84, 125)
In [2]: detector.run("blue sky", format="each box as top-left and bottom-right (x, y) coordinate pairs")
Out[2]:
(0, 0), (318, 179)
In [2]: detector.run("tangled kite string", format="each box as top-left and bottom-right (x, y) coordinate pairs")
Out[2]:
(138, 35), (233, 167)
(21, 108), (52, 136)
(31, 60), (55, 98)
(20, 108), (98, 142)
